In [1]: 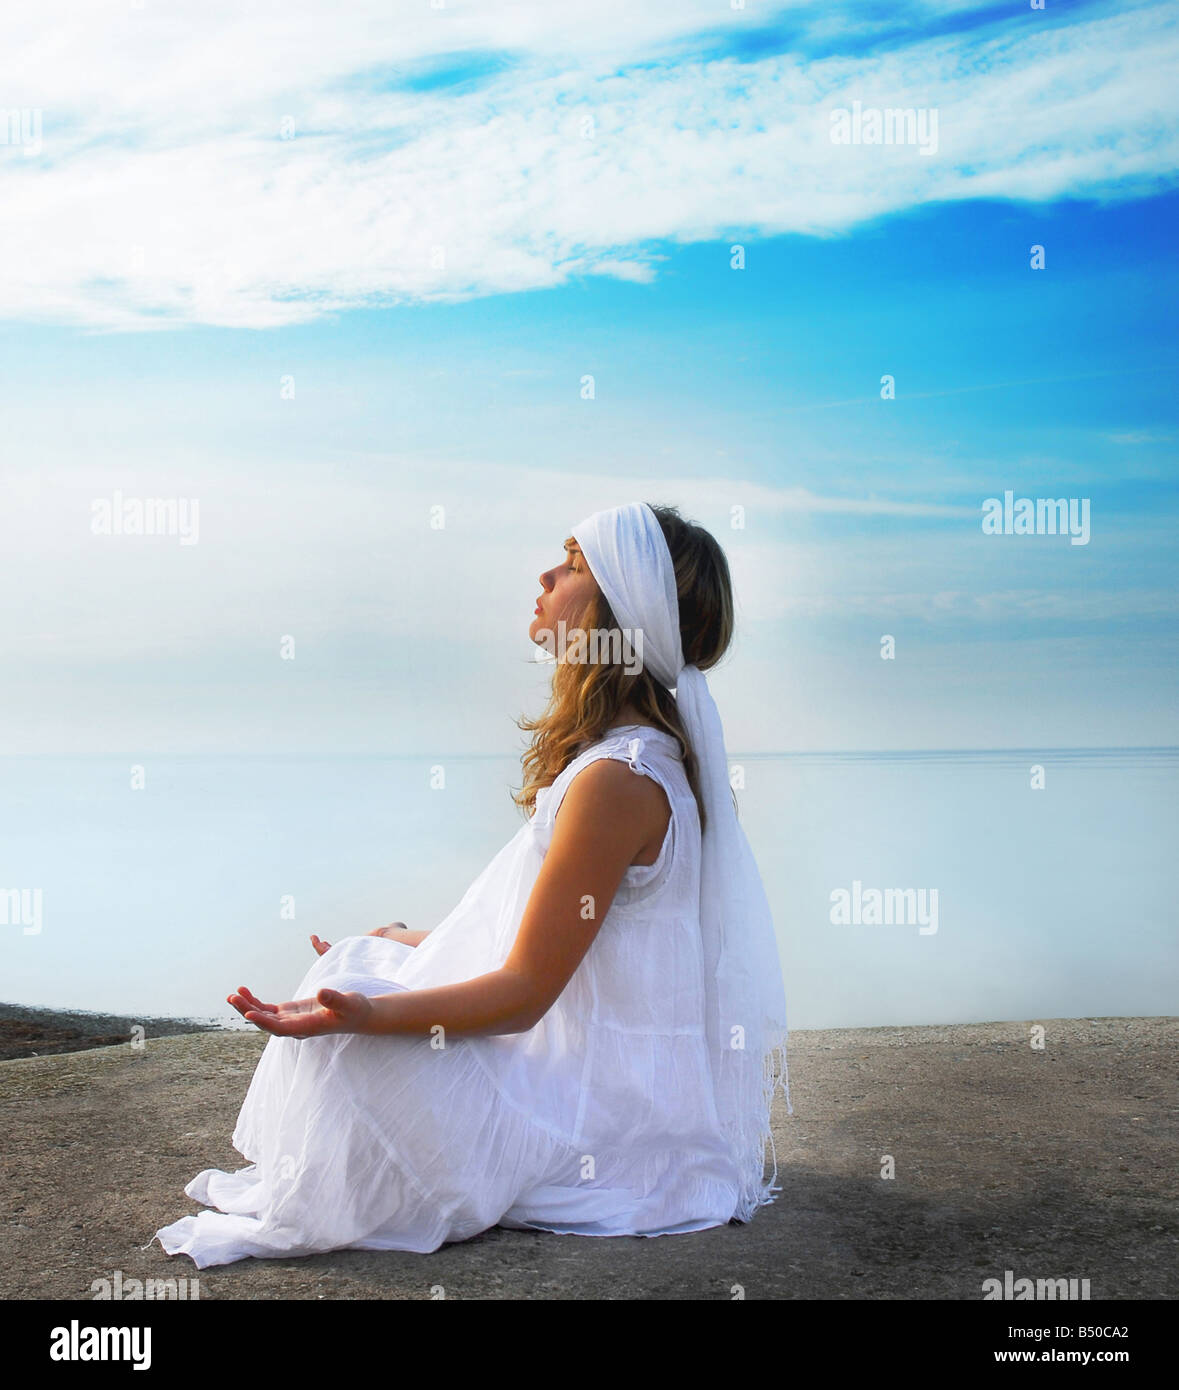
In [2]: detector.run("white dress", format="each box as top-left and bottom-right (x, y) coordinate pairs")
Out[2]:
(155, 725), (750, 1268)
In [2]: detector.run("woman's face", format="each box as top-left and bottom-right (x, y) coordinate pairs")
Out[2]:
(531, 537), (597, 649)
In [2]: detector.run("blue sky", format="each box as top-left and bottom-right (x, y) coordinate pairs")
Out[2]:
(0, 0), (1176, 754)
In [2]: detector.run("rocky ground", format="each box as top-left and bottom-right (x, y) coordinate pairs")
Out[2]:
(0, 1002), (219, 1063)
(0, 1015), (1173, 1300)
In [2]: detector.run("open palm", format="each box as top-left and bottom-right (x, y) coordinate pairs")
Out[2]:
(228, 984), (372, 1037)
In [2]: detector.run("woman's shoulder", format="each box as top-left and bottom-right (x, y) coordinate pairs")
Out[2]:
(526, 726), (686, 872)
(573, 722), (685, 766)
(548, 724), (689, 811)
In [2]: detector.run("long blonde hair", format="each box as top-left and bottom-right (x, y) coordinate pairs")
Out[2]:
(512, 504), (735, 832)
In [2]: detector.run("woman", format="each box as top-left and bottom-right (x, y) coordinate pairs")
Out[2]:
(155, 500), (791, 1267)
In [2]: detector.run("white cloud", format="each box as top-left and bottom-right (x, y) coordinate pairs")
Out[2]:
(718, 482), (973, 518)
(0, 0), (1175, 330)
(1106, 431), (1176, 444)
(773, 587), (1179, 622)
(1, 443), (1173, 752)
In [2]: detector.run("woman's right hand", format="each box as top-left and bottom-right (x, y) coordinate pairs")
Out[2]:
(370, 922), (409, 940)
(310, 923), (409, 956)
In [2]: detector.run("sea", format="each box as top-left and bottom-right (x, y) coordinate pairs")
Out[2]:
(1, 749), (1175, 1031)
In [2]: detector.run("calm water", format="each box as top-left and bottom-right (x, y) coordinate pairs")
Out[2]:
(1, 750), (1175, 1029)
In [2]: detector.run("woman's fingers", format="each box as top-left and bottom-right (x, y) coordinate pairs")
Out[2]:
(234, 985), (276, 1013)
(227, 991), (265, 1018)
(310, 934), (331, 955)
(317, 988), (349, 1014)
(241, 1001), (304, 1034)
(242, 1009), (287, 1034)
(317, 989), (372, 1032)
(244, 997), (347, 1037)
(367, 922), (405, 938)
(229, 982), (365, 1037)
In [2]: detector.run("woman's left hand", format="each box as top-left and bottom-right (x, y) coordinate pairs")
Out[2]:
(228, 985), (373, 1037)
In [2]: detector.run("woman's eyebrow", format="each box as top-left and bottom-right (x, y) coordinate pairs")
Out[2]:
(563, 540), (581, 554)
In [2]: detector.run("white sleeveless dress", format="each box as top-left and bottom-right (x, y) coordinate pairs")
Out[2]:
(155, 725), (747, 1267)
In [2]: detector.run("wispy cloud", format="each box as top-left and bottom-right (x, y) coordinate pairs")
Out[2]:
(1106, 430), (1177, 445)
(776, 587), (1179, 622)
(690, 480), (973, 518)
(1, 0), (1175, 330)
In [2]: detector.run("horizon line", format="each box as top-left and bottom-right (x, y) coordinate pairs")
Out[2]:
(1, 745), (1176, 760)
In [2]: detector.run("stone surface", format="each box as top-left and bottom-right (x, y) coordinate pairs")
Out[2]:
(1, 1016), (1173, 1300)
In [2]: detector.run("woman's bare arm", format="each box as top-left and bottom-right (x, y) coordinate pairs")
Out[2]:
(235, 764), (667, 1040)
(373, 923), (431, 947)
(359, 760), (668, 1038)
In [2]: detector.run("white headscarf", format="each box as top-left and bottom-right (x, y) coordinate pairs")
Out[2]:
(570, 501), (792, 1221)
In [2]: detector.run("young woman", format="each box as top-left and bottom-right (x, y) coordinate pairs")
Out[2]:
(155, 500), (791, 1267)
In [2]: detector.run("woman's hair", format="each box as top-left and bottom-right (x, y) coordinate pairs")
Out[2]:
(513, 503), (735, 831)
